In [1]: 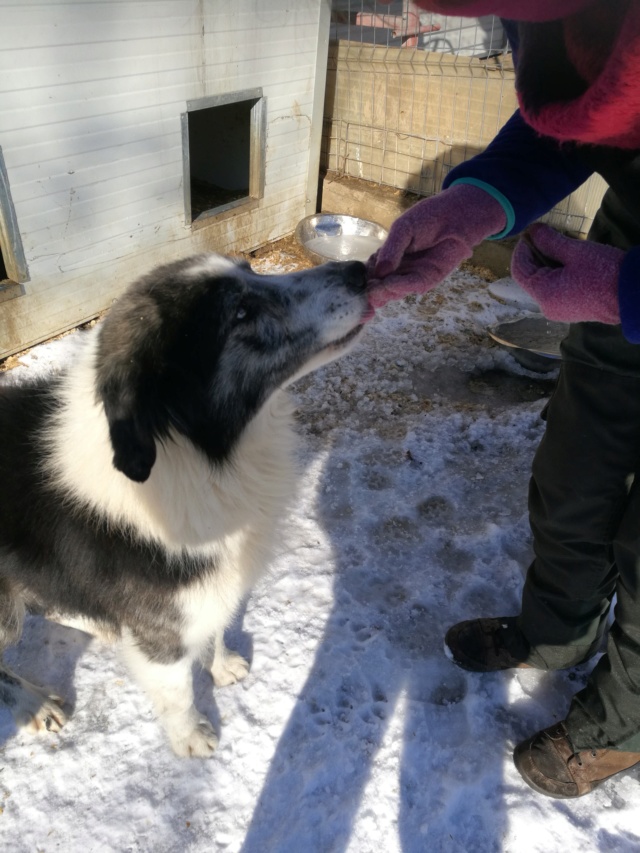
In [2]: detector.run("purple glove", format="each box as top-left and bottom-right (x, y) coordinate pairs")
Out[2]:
(366, 184), (506, 309)
(511, 223), (624, 324)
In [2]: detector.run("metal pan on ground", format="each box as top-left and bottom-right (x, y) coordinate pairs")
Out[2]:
(488, 277), (540, 313)
(295, 213), (388, 265)
(489, 315), (569, 373)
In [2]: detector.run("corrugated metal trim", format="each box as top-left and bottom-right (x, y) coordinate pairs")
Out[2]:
(186, 88), (263, 113)
(0, 147), (29, 284)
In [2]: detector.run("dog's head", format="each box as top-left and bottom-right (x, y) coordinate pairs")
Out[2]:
(95, 253), (370, 482)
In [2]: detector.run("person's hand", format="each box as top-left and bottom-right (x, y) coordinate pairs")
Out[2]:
(366, 184), (506, 309)
(511, 223), (624, 324)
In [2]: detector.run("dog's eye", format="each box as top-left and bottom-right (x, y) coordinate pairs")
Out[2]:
(234, 296), (257, 323)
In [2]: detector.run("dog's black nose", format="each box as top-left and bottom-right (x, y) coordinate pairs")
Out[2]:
(344, 260), (367, 294)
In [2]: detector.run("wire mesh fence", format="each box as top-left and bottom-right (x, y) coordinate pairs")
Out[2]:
(322, 1), (606, 237)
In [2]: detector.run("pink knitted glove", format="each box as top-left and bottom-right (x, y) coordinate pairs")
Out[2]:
(366, 184), (507, 309)
(511, 223), (624, 324)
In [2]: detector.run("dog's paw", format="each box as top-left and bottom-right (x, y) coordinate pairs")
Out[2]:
(168, 716), (219, 758)
(17, 690), (68, 734)
(211, 650), (250, 687)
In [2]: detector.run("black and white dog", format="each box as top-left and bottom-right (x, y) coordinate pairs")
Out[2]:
(0, 253), (370, 756)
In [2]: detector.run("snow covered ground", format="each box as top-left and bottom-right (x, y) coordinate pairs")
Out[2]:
(1, 254), (639, 852)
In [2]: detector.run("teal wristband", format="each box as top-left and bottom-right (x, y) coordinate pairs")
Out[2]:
(448, 177), (515, 240)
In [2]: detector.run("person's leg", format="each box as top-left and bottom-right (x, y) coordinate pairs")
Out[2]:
(513, 325), (640, 798)
(447, 322), (640, 671)
(513, 510), (640, 801)
(512, 473), (640, 799)
(564, 470), (640, 752)
(519, 323), (640, 666)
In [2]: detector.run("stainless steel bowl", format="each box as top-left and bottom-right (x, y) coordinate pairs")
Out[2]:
(295, 213), (388, 265)
(488, 315), (568, 373)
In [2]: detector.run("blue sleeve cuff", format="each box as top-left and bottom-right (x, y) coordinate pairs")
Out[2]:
(442, 111), (593, 238)
(618, 247), (640, 344)
(447, 177), (516, 240)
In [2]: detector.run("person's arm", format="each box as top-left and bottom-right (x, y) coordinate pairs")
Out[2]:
(367, 112), (593, 308)
(443, 109), (594, 239)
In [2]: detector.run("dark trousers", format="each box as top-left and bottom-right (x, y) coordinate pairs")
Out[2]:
(519, 322), (640, 750)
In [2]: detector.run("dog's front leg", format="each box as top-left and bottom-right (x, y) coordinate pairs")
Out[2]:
(0, 665), (67, 734)
(121, 631), (218, 757)
(0, 584), (68, 734)
(209, 627), (251, 687)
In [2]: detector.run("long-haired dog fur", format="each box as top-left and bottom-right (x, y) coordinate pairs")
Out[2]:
(0, 253), (369, 756)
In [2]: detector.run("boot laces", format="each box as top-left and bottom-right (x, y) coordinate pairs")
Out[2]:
(574, 751), (596, 767)
(566, 734), (597, 767)
(545, 725), (588, 767)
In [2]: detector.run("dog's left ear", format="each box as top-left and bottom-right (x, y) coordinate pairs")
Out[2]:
(100, 383), (158, 483)
(95, 277), (168, 482)
(107, 414), (157, 483)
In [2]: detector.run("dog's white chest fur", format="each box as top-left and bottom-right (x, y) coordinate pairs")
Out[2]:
(47, 334), (297, 562)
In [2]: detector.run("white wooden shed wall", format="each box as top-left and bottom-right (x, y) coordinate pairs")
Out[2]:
(0, 0), (331, 358)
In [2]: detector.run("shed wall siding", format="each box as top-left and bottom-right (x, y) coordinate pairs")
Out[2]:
(0, 0), (327, 357)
